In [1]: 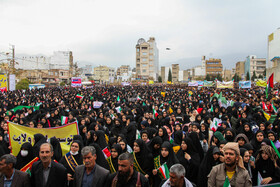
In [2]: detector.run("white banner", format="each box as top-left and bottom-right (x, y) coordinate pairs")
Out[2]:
(9, 74), (15, 91)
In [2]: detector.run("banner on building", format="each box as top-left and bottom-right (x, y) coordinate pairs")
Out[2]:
(9, 74), (15, 91)
(71, 77), (82, 87)
(203, 80), (215, 87)
(8, 121), (79, 156)
(188, 82), (198, 87)
(29, 84), (45, 89)
(216, 81), (234, 89)
(0, 74), (7, 92)
(239, 81), (251, 89)
(121, 82), (131, 86)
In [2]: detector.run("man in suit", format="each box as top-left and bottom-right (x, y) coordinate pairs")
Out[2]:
(31, 143), (67, 187)
(73, 146), (109, 187)
(0, 154), (31, 187)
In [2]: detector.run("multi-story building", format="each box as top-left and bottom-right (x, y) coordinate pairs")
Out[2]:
(172, 64), (179, 83)
(267, 28), (280, 82)
(136, 37), (159, 80)
(235, 61), (245, 78)
(245, 55), (266, 80)
(205, 58), (223, 77)
(223, 69), (232, 81)
(94, 66), (115, 84)
(268, 28), (280, 68)
(117, 65), (130, 76)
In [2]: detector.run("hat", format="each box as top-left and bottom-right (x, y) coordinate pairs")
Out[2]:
(223, 142), (245, 169)
(212, 147), (220, 154)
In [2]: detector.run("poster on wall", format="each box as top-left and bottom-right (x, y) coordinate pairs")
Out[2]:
(71, 77), (82, 87)
(0, 74), (7, 92)
(9, 74), (15, 91)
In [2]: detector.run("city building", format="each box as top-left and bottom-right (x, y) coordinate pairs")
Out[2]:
(94, 65), (115, 84)
(205, 58), (223, 77)
(235, 61), (245, 79)
(172, 64), (179, 83)
(79, 65), (93, 80)
(160, 66), (170, 83)
(223, 69), (232, 81)
(117, 65), (130, 76)
(267, 28), (280, 82)
(135, 37), (159, 80)
(244, 55), (266, 80)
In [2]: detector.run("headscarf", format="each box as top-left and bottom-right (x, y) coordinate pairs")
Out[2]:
(50, 137), (63, 162)
(148, 136), (163, 158)
(15, 142), (35, 170)
(94, 130), (108, 149)
(160, 141), (179, 168)
(33, 133), (47, 157)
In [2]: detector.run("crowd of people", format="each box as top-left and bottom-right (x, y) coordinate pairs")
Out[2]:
(0, 84), (280, 186)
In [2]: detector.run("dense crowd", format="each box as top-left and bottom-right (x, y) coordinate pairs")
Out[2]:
(0, 84), (280, 186)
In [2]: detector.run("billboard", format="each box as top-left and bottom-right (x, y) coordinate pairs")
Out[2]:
(71, 77), (82, 87)
(0, 74), (7, 92)
(9, 74), (15, 91)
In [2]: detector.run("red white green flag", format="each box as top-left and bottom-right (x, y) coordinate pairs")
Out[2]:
(210, 118), (222, 132)
(20, 157), (39, 176)
(272, 101), (278, 114)
(153, 109), (159, 119)
(266, 73), (274, 98)
(117, 96), (120, 103)
(223, 176), (231, 187)
(102, 147), (111, 159)
(137, 95), (142, 101)
(76, 94), (84, 99)
(262, 102), (268, 110)
(158, 163), (170, 179)
(61, 116), (68, 125)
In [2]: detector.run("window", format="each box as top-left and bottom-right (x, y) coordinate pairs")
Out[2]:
(137, 48), (140, 52)
(142, 64), (147, 67)
(142, 70), (146, 73)
(142, 47), (148, 50)
(142, 58), (147, 62)
(142, 52), (147, 55)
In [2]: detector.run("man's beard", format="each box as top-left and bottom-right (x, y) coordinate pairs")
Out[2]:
(118, 169), (131, 184)
(225, 161), (236, 167)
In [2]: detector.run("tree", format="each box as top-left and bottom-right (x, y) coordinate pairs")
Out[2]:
(233, 73), (241, 82)
(205, 74), (211, 81)
(16, 78), (30, 90)
(259, 74), (263, 79)
(246, 71), (250, 81)
(60, 82), (66, 86)
(263, 68), (266, 77)
(252, 71), (257, 81)
(217, 73), (222, 81)
(158, 76), (162, 83)
(168, 68), (172, 82)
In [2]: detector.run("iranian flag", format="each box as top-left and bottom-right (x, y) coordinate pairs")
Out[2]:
(223, 176), (231, 187)
(262, 101), (268, 110)
(115, 106), (122, 113)
(210, 118), (222, 132)
(61, 116), (68, 125)
(153, 109), (159, 119)
(102, 147), (111, 159)
(136, 130), (141, 139)
(117, 96), (120, 103)
(76, 94), (84, 99)
(266, 73), (274, 98)
(272, 101), (278, 114)
(210, 105), (214, 112)
(169, 136), (174, 144)
(270, 140), (280, 159)
(20, 157), (39, 176)
(137, 95), (142, 101)
(158, 163), (170, 179)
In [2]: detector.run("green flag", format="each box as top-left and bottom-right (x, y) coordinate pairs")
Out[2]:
(223, 176), (231, 187)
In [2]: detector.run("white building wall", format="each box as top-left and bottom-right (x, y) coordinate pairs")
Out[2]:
(16, 56), (50, 70)
(179, 70), (183, 81)
(268, 28), (280, 68)
(194, 66), (204, 76)
(50, 51), (71, 70)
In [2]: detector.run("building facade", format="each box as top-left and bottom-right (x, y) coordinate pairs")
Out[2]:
(136, 37), (159, 80)
(244, 55), (266, 80)
(235, 61), (245, 78)
(117, 65), (130, 76)
(205, 58), (223, 77)
(268, 28), (280, 68)
(94, 66), (115, 84)
(172, 64), (179, 83)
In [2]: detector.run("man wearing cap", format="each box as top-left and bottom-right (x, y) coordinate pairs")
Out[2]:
(207, 142), (252, 187)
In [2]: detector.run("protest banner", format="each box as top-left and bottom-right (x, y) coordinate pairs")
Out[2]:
(216, 81), (234, 89)
(239, 81), (251, 89)
(203, 80), (215, 87)
(8, 121), (79, 156)
(0, 74), (7, 92)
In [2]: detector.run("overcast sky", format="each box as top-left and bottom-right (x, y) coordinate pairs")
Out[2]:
(0, 0), (279, 69)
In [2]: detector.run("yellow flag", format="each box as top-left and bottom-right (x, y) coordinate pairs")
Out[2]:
(149, 80), (154, 85)
(167, 81), (172, 84)
(263, 111), (271, 121)
(256, 80), (267, 87)
(8, 121), (79, 156)
(169, 107), (173, 114)
(161, 92), (166, 97)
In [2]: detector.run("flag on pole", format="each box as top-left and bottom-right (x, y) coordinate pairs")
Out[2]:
(168, 107), (173, 114)
(210, 118), (222, 132)
(153, 109), (159, 119)
(76, 94), (84, 99)
(263, 111), (271, 121)
(117, 96), (120, 103)
(102, 147), (111, 159)
(158, 163), (170, 179)
(142, 102), (146, 106)
(169, 136), (174, 144)
(115, 106), (122, 113)
(161, 92), (166, 97)
(210, 105), (214, 112)
(136, 130), (141, 139)
(266, 73), (274, 98)
(272, 101), (278, 114)
(223, 176), (231, 187)
(61, 116), (68, 125)
(137, 95), (142, 100)
(270, 140), (280, 159)
(20, 157), (39, 176)
(262, 102), (268, 111)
